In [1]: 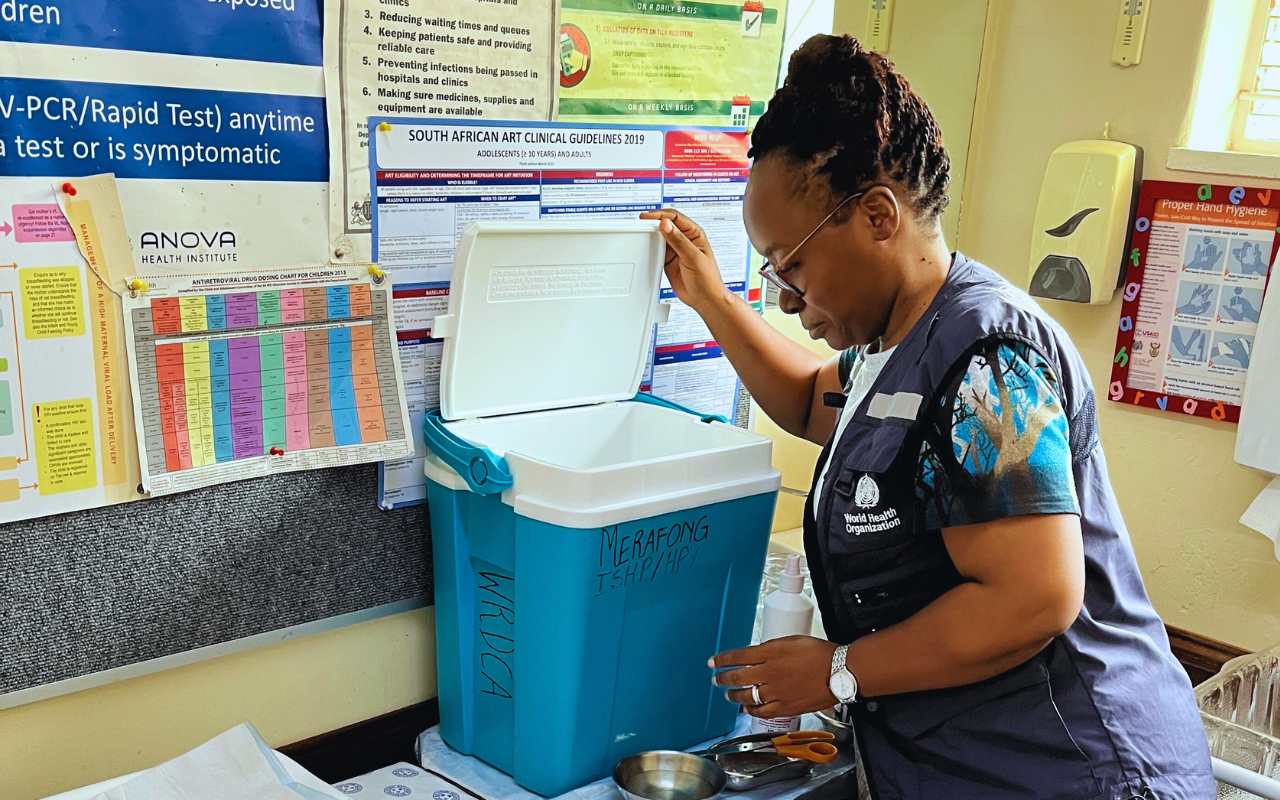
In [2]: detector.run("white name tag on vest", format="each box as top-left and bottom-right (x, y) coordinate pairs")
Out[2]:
(866, 391), (924, 421)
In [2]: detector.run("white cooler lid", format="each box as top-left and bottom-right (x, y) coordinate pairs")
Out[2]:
(434, 220), (667, 421)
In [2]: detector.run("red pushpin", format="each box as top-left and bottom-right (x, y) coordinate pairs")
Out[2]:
(61, 182), (77, 196)
(269, 446), (284, 456)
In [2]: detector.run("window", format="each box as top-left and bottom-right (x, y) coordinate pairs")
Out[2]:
(1233, 0), (1280, 153)
(1174, 0), (1280, 172)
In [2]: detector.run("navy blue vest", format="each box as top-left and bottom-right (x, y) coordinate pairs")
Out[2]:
(804, 255), (1214, 800)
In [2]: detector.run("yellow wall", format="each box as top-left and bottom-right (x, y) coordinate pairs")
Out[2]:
(0, 608), (436, 800)
(958, 0), (1280, 650)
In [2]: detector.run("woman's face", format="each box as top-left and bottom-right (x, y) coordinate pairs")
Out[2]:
(743, 156), (900, 351)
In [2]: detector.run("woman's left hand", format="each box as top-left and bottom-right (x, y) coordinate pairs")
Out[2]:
(711, 636), (839, 718)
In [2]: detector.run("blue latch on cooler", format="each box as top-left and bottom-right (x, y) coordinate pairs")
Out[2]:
(422, 409), (514, 495)
(629, 393), (728, 424)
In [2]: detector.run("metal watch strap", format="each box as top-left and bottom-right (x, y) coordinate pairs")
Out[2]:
(829, 644), (858, 704)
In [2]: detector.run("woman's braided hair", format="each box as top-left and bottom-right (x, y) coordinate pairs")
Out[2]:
(750, 34), (950, 221)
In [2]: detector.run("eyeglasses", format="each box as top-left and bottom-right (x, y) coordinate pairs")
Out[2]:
(758, 191), (865, 298)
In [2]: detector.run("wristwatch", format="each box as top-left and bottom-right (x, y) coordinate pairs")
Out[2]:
(829, 644), (859, 704)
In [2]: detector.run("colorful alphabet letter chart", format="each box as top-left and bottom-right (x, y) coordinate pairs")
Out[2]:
(1111, 180), (1280, 423)
(123, 270), (413, 496)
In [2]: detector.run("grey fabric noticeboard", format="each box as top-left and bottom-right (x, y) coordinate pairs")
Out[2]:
(0, 463), (431, 699)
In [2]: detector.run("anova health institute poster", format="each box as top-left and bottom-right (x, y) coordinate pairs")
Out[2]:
(1, 0), (331, 272)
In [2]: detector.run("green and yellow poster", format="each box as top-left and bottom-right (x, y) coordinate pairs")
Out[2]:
(557, 0), (787, 127)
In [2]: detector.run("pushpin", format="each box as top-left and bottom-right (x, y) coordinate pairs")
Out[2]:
(269, 446), (284, 456)
(61, 182), (77, 196)
(368, 264), (385, 285)
(378, 121), (392, 132)
(128, 278), (150, 297)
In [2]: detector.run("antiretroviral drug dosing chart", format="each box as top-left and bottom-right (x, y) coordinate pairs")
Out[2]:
(124, 270), (413, 497)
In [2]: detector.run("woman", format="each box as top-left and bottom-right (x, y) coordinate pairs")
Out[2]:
(642, 35), (1213, 800)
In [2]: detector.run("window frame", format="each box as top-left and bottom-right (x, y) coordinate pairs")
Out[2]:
(1231, 0), (1280, 154)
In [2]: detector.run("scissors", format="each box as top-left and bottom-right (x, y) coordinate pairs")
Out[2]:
(700, 730), (838, 764)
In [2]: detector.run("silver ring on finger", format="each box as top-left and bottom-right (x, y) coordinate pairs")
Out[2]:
(750, 684), (763, 706)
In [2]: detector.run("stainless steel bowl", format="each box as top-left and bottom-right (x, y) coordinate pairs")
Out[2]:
(613, 751), (728, 800)
(816, 706), (854, 745)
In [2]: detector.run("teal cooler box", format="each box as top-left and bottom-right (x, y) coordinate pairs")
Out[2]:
(423, 221), (781, 795)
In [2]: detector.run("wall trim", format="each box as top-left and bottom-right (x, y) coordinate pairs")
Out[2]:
(1166, 624), (1250, 686)
(282, 699), (440, 783)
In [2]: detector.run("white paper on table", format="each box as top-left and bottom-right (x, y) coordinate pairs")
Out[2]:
(93, 724), (341, 800)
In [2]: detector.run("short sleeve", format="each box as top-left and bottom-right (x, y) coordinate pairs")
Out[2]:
(917, 340), (1079, 529)
(837, 347), (860, 390)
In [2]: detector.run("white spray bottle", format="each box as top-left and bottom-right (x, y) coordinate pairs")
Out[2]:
(751, 553), (816, 734)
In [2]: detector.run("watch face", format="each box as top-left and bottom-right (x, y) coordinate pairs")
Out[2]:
(829, 671), (856, 702)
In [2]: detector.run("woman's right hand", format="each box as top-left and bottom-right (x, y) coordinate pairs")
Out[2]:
(640, 209), (728, 312)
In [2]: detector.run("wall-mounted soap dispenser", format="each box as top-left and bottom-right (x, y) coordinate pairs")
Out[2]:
(1028, 139), (1143, 304)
